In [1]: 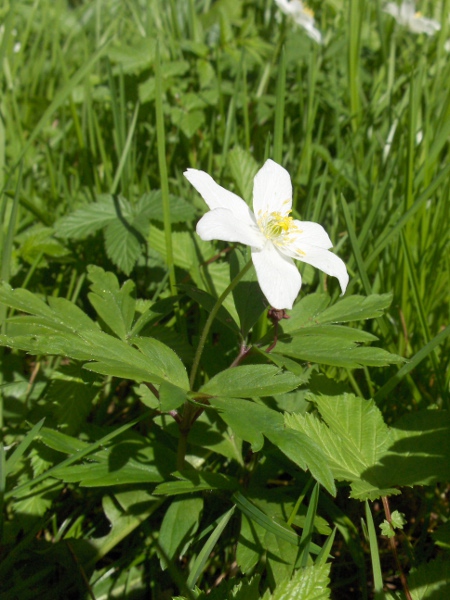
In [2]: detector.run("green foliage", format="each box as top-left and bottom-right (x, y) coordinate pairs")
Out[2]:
(1, 0), (449, 598)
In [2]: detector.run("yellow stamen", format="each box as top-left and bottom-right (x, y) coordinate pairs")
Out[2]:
(414, 11), (422, 18)
(257, 207), (306, 256)
(303, 4), (314, 18)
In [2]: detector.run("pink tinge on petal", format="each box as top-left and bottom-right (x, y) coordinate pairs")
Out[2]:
(251, 242), (302, 310)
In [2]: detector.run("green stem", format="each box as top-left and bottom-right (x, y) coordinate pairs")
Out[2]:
(189, 258), (252, 390)
(176, 258), (254, 470)
(155, 40), (177, 299)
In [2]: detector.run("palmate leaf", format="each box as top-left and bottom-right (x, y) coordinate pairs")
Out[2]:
(199, 365), (304, 398)
(0, 282), (189, 390)
(279, 292), (393, 333)
(273, 326), (404, 369)
(286, 394), (450, 500)
(257, 292), (402, 369)
(208, 397), (336, 495)
(285, 394), (397, 500)
(55, 192), (196, 274)
(87, 265), (136, 340)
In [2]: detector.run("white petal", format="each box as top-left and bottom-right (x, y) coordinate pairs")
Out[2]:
(303, 23), (322, 44)
(184, 169), (254, 223)
(383, 3), (401, 18)
(409, 16), (440, 35)
(298, 244), (349, 294)
(251, 242), (302, 310)
(196, 209), (265, 248)
(292, 221), (333, 249)
(252, 159), (293, 217)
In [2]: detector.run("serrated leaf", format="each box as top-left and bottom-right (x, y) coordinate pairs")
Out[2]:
(316, 293), (393, 324)
(361, 410), (450, 489)
(0, 284), (189, 388)
(138, 190), (198, 223)
(208, 397), (335, 495)
(200, 365), (303, 398)
(285, 394), (400, 501)
(55, 195), (121, 239)
(227, 146), (259, 205)
(407, 556), (450, 600)
(270, 563), (331, 600)
(171, 107), (205, 138)
(87, 266), (136, 340)
(131, 336), (189, 390)
(46, 377), (98, 435)
(104, 218), (144, 276)
(274, 330), (404, 368)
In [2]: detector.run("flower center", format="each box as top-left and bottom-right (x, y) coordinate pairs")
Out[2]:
(257, 208), (305, 255)
(303, 4), (314, 18)
(414, 11), (422, 18)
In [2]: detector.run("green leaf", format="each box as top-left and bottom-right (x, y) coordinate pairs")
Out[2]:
(315, 293), (393, 324)
(170, 107), (205, 138)
(180, 284), (239, 333)
(227, 146), (259, 205)
(87, 266), (136, 339)
(407, 556), (450, 600)
(103, 217), (145, 276)
(380, 520), (395, 538)
(55, 194), (127, 239)
(159, 382), (187, 412)
(274, 326), (404, 368)
(138, 190), (198, 223)
(233, 492), (322, 554)
(158, 497), (203, 569)
(187, 506), (235, 589)
(230, 250), (267, 336)
(269, 563), (331, 600)
(208, 398), (335, 495)
(40, 428), (175, 486)
(285, 394), (396, 500)
(131, 336), (189, 390)
(45, 375), (99, 435)
(361, 409), (450, 489)
(199, 365), (303, 398)
(88, 490), (163, 568)
(154, 470), (239, 496)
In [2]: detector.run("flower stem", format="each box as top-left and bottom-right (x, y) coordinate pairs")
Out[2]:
(189, 258), (253, 389)
(381, 496), (412, 600)
(176, 258), (253, 470)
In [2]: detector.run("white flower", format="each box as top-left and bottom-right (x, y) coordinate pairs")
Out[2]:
(184, 159), (348, 310)
(383, 2), (441, 35)
(274, 0), (322, 44)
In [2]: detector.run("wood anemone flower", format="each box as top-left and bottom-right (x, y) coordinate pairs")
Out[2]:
(274, 0), (322, 44)
(383, 1), (441, 35)
(184, 159), (349, 311)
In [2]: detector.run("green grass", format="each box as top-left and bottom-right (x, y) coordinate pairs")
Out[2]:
(1, 0), (450, 598)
